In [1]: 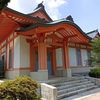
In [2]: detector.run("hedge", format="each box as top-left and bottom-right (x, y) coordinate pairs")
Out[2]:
(0, 76), (41, 100)
(89, 67), (100, 78)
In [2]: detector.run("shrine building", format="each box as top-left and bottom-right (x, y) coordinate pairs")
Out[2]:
(0, 3), (92, 81)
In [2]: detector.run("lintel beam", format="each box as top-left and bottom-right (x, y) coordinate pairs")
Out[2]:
(46, 42), (63, 47)
(45, 35), (63, 41)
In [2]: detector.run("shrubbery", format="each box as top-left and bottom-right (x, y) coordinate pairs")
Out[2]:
(89, 67), (100, 78)
(0, 76), (41, 100)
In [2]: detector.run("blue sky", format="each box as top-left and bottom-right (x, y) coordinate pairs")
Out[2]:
(8, 0), (100, 33)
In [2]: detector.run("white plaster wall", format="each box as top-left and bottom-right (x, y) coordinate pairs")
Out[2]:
(20, 36), (30, 68)
(56, 48), (63, 67)
(14, 36), (20, 68)
(10, 41), (13, 47)
(69, 48), (77, 66)
(81, 49), (87, 66)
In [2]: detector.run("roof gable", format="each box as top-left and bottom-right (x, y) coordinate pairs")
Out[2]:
(27, 2), (52, 22)
(86, 29), (99, 39)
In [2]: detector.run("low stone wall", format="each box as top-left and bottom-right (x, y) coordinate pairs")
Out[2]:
(54, 67), (96, 77)
(85, 76), (100, 87)
(41, 83), (58, 100)
(71, 67), (96, 74)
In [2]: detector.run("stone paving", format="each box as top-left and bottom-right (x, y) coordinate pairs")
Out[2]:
(81, 93), (100, 100)
(62, 88), (100, 100)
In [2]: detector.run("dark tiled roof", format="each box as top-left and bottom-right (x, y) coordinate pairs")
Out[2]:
(86, 29), (99, 38)
(16, 18), (92, 40)
(4, 7), (48, 23)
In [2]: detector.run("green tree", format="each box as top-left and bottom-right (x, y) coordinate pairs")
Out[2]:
(0, 76), (41, 100)
(88, 38), (100, 67)
(0, 0), (10, 11)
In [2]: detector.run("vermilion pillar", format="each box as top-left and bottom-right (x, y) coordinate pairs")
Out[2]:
(30, 44), (36, 72)
(38, 36), (47, 70)
(52, 49), (56, 74)
(63, 41), (70, 69)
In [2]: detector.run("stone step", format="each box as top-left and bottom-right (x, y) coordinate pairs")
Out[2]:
(58, 85), (98, 100)
(57, 81), (92, 91)
(47, 77), (85, 85)
(58, 83), (95, 95)
(51, 79), (88, 87)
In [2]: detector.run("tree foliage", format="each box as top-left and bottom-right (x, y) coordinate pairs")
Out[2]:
(0, 0), (10, 11)
(86, 38), (100, 67)
(86, 56), (95, 67)
(0, 76), (41, 100)
(91, 38), (100, 66)
(91, 38), (100, 57)
(89, 67), (100, 78)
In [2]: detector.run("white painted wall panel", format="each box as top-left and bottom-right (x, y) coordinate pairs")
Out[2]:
(20, 36), (30, 68)
(10, 41), (13, 47)
(14, 36), (20, 68)
(81, 49), (87, 66)
(56, 48), (63, 67)
(69, 48), (77, 66)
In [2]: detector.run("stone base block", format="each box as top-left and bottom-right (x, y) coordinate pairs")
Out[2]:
(30, 70), (48, 81)
(54, 70), (63, 77)
(63, 69), (72, 77)
(5, 70), (19, 79)
(54, 69), (72, 77)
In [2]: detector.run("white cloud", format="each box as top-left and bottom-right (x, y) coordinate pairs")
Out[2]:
(8, 0), (37, 13)
(46, 0), (67, 8)
(8, 0), (67, 20)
